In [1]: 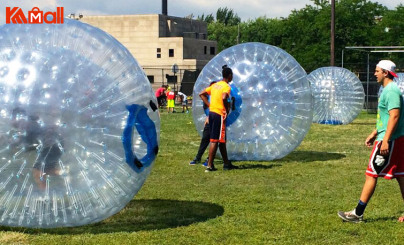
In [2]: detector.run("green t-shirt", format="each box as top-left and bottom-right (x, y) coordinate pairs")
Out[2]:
(376, 82), (404, 141)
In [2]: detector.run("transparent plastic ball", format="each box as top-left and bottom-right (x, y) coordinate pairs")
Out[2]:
(308, 67), (365, 125)
(397, 73), (404, 91)
(192, 42), (313, 161)
(0, 19), (160, 228)
(378, 73), (404, 97)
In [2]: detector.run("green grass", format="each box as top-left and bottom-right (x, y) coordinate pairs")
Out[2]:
(2, 109), (404, 244)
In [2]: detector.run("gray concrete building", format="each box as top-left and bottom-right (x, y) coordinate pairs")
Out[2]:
(81, 13), (217, 94)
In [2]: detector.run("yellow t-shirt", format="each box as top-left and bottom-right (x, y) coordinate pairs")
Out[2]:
(205, 80), (231, 116)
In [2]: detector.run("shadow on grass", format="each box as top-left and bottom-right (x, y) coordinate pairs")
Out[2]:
(350, 122), (375, 126)
(274, 150), (346, 163)
(365, 216), (399, 223)
(0, 199), (224, 235)
(237, 163), (283, 170)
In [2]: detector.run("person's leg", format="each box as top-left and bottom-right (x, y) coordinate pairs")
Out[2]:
(218, 143), (229, 165)
(219, 142), (238, 170)
(194, 123), (210, 161)
(170, 100), (175, 113)
(206, 112), (220, 170)
(207, 142), (218, 169)
(355, 143), (380, 215)
(359, 175), (378, 203)
(338, 175), (377, 222)
(168, 100), (173, 112)
(396, 177), (404, 222)
(352, 175), (378, 216)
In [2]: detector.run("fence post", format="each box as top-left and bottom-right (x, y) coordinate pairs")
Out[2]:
(366, 53), (370, 112)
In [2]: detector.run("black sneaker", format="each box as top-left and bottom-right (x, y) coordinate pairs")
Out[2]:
(223, 162), (239, 170)
(205, 167), (217, 172)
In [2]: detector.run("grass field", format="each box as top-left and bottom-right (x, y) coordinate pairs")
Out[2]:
(1, 109), (404, 244)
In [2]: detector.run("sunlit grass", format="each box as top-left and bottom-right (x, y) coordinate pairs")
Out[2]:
(2, 110), (404, 244)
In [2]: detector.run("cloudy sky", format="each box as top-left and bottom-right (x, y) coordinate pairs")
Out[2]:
(0, 0), (402, 24)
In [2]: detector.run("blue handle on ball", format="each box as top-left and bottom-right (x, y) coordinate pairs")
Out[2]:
(122, 104), (158, 173)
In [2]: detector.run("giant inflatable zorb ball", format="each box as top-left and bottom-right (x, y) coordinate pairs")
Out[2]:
(379, 73), (404, 97)
(308, 67), (365, 125)
(397, 73), (404, 92)
(0, 19), (160, 228)
(192, 42), (313, 161)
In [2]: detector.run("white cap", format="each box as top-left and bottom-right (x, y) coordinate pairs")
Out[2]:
(377, 60), (398, 78)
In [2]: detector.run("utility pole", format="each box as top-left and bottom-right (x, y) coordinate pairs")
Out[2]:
(331, 0), (335, 66)
(237, 24), (240, 44)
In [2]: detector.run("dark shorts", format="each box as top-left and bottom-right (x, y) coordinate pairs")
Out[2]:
(209, 112), (226, 143)
(366, 136), (404, 179)
(157, 96), (165, 106)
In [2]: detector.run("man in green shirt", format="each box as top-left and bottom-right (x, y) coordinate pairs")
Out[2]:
(338, 60), (404, 223)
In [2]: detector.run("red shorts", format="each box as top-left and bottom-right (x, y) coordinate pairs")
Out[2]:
(366, 136), (404, 179)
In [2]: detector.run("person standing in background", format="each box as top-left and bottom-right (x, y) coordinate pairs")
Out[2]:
(166, 87), (176, 113)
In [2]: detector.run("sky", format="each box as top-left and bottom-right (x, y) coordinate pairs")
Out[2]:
(0, 0), (402, 24)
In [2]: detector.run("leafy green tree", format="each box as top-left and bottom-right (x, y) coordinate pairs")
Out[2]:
(207, 22), (239, 51)
(203, 1), (401, 71)
(334, 0), (386, 71)
(197, 13), (214, 24)
(370, 4), (404, 67)
(240, 17), (284, 46)
(216, 7), (241, 26)
(273, 0), (386, 71)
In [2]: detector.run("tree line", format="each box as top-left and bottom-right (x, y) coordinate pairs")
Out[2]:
(198, 0), (404, 73)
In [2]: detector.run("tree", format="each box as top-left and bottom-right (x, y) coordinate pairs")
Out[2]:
(197, 13), (214, 24)
(370, 4), (404, 66)
(208, 22), (239, 51)
(240, 17), (284, 46)
(203, 1), (401, 70)
(216, 7), (241, 26)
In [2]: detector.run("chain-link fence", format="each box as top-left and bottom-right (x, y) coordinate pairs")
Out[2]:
(143, 67), (201, 98)
(342, 47), (404, 114)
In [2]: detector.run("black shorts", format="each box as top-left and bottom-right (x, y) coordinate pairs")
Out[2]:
(209, 112), (226, 143)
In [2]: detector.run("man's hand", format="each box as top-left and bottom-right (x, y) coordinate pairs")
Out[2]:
(365, 130), (377, 147)
(379, 140), (389, 156)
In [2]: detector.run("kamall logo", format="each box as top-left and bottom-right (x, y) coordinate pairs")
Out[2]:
(6, 7), (64, 24)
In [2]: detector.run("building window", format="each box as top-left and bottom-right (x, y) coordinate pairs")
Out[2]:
(169, 49), (174, 57)
(204, 46), (207, 55)
(157, 48), (161, 58)
(147, 76), (154, 83)
(210, 47), (215, 55)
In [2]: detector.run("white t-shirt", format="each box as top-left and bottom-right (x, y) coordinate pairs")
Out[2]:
(178, 92), (187, 101)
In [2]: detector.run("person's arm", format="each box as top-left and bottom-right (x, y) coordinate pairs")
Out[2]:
(365, 129), (377, 147)
(200, 90), (210, 108)
(380, 108), (400, 155)
(222, 92), (230, 114)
